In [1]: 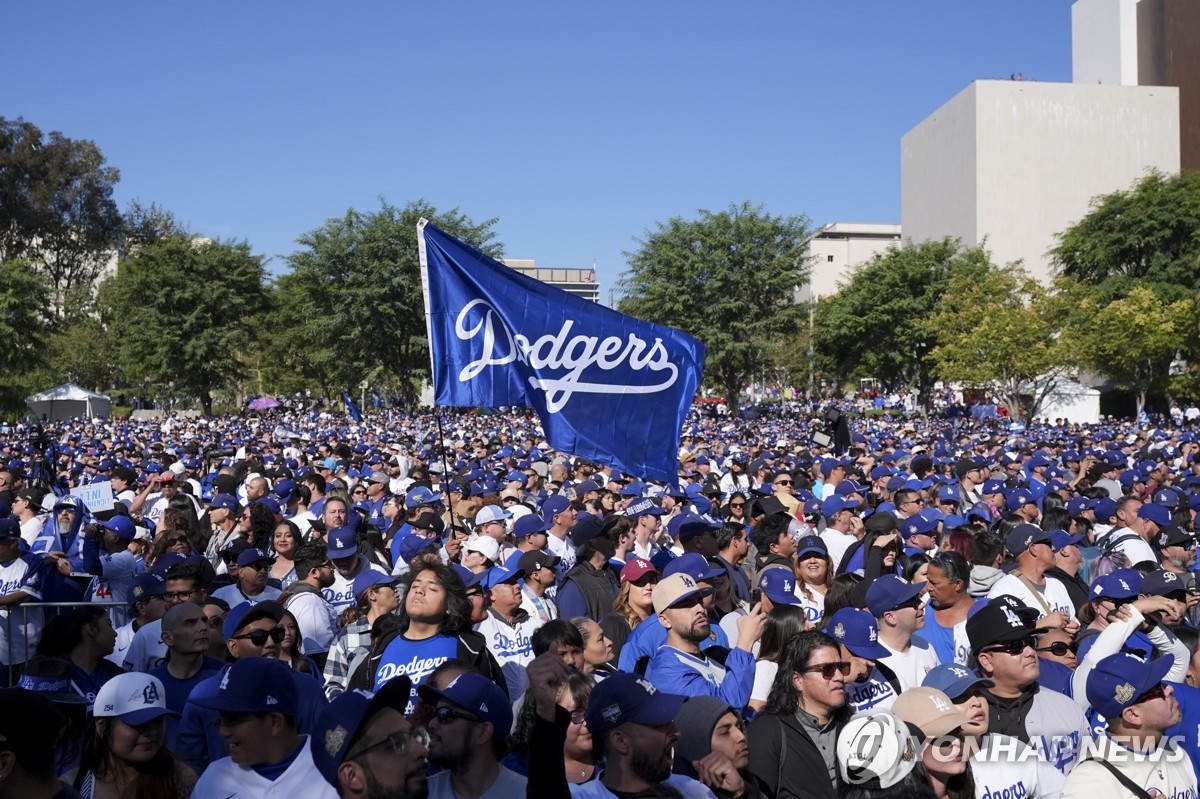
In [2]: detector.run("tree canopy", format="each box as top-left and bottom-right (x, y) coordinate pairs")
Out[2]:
(275, 199), (502, 403)
(0, 117), (123, 304)
(812, 238), (992, 404)
(618, 202), (812, 411)
(101, 235), (268, 415)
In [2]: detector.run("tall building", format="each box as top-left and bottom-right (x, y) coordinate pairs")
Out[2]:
(797, 223), (902, 303)
(502, 259), (600, 303)
(902, 80), (1179, 284)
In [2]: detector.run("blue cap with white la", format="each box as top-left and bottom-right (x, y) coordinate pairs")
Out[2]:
(327, 526), (359, 558)
(922, 663), (994, 700)
(824, 607), (890, 660)
(757, 567), (802, 606)
(209, 658), (298, 716)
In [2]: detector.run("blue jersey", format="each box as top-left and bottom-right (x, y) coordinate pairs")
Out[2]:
(645, 645), (755, 708)
(373, 632), (459, 714)
(616, 615), (728, 673)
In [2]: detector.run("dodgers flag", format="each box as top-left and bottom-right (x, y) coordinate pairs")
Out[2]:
(419, 220), (705, 483)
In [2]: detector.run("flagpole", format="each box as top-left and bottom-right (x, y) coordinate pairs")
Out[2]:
(433, 412), (464, 547)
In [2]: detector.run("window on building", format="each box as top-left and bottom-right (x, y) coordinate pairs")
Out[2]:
(827, 255), (834, 262)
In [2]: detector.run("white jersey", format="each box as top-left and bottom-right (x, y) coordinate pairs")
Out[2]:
(987, 573), (1078, 624)
(820, 529), (857, 573)
(106, 619), (138, 668)
(474, 609), (540, 703)
(123, 618), (167, 672)
(970, 734), (1066, 799)
(845, 666), (899, 712)
(879, 635), (940, 692)
(284, 589), (339, 655)
(546, 532), (577, 583)
(0, 553), (46, 665)
(190, 735), (338, 799)
(88, 550), (139, 628)
(1062, 734), (1196, 799)
(324, 557), (387, 612)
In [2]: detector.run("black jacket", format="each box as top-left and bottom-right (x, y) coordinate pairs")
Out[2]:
(1046, 565), (1090, 614)
(746, 711), (838, 799)
(348, 627), (508, 696)
(559, 559), (618, 622)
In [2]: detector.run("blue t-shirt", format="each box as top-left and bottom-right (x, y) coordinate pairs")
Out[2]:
(616, 615), (728, 673)
(1166, 680), (1200, 771)
(150, 656), (226, 750)
(373, 633), (459, 714)
(922, 598), (987, 665)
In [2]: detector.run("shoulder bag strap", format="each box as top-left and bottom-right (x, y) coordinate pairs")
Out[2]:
(1081, 757), (1154, 799)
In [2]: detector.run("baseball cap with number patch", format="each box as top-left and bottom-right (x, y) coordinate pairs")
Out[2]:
(584, 672), (686, 734)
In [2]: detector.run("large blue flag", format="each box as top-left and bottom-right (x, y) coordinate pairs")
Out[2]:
(341, 391), (364, 423)
(419, 221), (705, 482)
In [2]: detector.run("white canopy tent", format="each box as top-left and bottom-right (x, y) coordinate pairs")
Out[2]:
(25, 383), (112, 421)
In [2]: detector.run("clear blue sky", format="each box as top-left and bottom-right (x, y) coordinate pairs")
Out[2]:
(7, 2), (1072, 298)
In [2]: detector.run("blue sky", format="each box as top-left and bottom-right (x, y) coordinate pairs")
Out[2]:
(7, 2), (1072, 298)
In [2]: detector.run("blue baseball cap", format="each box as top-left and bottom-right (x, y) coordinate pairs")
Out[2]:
(1093, 498), (1118, 522)
(796, 535), (828, 560)
(404, 486), (442, 509)
(663, 552), (725, 582)
(102, 516), (136, 542)
(1140, 569), (1191, 597)
(1048, 529), (1084, 551)
(352, 571), (396, 599)
(865, 575), (926, 617)
(758, 567), (802, 606)
(1005, 489), (1037, 512)
(512, 514), (549, 539)
(981, 479), (1007, 496)
(922, 663), (994, 700)
(209, 657), (298, 716)
(327, 526), (359, 558)
(1090, 568), (1143, 601)
(626, 497), (666, 519)
(222, 599), (284, 640)
(936, 486), (960, 504)
(418, 672), (511, 740)
(1066, 497), (1095, 516)
(901, 512), (938, 538)
(673, 512), (722, 543)
(821, 496), (860, 517)
(481, 565), (525, 589)
(583, 672), (686, 734)
(1086, 652), (1174, 719)
(207, 493), (239, 512)
(1005, 523), (1052, 557)
(128, 572), (166, 608)
(1138, 504), (1171, 527)
(541, 495), (572, 523)
(824, 607), (890, 660)
(310, 677), (413, 787)
(451, 563), (484, 590)
(236, 547), (275, 568)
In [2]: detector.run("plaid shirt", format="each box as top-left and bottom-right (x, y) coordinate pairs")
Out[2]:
(322, 616), (372, 700)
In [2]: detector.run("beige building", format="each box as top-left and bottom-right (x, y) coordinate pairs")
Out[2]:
(797, 223), (902, 303)
(502, 259), (600, 303)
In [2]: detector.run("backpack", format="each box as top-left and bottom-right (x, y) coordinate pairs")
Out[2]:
(1092, 532), (1137, 578)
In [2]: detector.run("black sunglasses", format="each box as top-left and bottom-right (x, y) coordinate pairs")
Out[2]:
(983, 636), (1036, 656)
(889, 597), (922, 612)
(1134, 683), (1168, 705)
(231, 627), (285, 646)
(803, 661), (852, 680)
(1035, 641), (1077, 657)
(432, 705), (480, 725)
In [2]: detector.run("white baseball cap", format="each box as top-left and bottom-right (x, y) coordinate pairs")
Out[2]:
(465, 536), (500, 563)
(475, 505), (511, 526)
(837, 711), (919, 789)
(94, 673), (176, 725)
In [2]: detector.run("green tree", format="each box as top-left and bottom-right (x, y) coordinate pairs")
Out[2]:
(812, 238), (992, 407)
(279, 199), (502, 404)
(928, 264), (1070, 424)
(618, 202), (812, 411)
(0, 117), (123, 304)
(1050, 169), (1200, 302)
(1061, 283), (1195, 417)
(100, 235), (268, 415)
(0, 260), (54, 413)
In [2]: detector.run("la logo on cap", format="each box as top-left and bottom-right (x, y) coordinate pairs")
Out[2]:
(635, 677), (658, 695)
(141, 683), (160, 705)
(1002, 607), (1023, 628)
(219, 670), (232, 691)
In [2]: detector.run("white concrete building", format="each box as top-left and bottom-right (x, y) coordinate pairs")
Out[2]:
(1072, 0), (1140, 85)
(501, 259), (600, 303)
(901, 79), (1179, 284)
(798, 223), (902, 303)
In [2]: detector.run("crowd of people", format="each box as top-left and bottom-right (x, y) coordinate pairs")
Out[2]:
(2, 407), (1200, 798)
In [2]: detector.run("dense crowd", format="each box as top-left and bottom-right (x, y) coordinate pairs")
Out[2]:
(1, 408), (1200, 798)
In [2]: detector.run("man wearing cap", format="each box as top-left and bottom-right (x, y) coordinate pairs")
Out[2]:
(419, 672), (527, 797)
(178, 601), (326, 775)
(988, 523), (1080, 630)
(899, 511), (939, 558)
(309, 676), (430, 798)
(0, 516), (50, 676)
(81, 515), (140, 627)
(203, 493), (243, 568)
(362, 470), (393, 530)
(967, 596), (1091, 772)
(518, 549), (560, 623)
(211, 547), (284, 610)
(325, 525), (387, 613)
(1102, 497), (1160, 568)
(721, 566), (803, 655)
(866, 574), (940, 692)
(826, 607), (905, 714)
(191, 657), (337, 799)
(557, 516), (620, 622)
(525, 658), (716, 798)
(475, 565), (539, 701)
(819, 495), (860, 572)
(151, 601), (227, 750)
(1045, 528), (1090, 613)
(957, 459), (985, 505)
(1064, 652), (1196, 798)
(107, 571), (168, 668)
(542, 495), (579, 582)
(463, 536), (500, 573)
(282, 542), (339, 664)
(646, 573), (765, 707)
(627, 497), (667, 562)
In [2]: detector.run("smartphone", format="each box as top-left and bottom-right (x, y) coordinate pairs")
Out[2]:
(750, 588), (763, 606)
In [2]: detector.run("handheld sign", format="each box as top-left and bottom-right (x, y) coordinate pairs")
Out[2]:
(70, 481), (114, 513)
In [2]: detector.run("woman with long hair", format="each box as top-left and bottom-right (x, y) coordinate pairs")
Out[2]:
(36, 606), (122, 714)
(278, 608), (323, 682)
(507, 669), (596, 783)
(238, 501), (276, 549)
(747, 630), (850, 799)
(144, 528), (192, 573)
(722, 492), (750, 531)
(68, 672), (196, 798)
(269, 520), (302, 588)
(599, 559), (659, 663)
(749, 604), (809, 712)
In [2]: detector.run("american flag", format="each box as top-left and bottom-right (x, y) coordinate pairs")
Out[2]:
(584, 269), (596, 283)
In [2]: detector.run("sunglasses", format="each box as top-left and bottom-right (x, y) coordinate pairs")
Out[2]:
(349, 727), (431, 760)
(730, 502), (745, 509)
(889, 597), (922, 612)
(432, 705), (480, 725)
(1035, 641), (1077, 657)
(803, 661), (852, 679)
(231, 627), (285, 646)
(1134, 683), (1168, 705)
(207, 615), (226, 629)
(774, 480), (792, 487)
(983, 636), (1036, 656)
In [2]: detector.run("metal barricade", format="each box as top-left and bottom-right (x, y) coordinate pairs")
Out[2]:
(2, 601), (128, 686)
